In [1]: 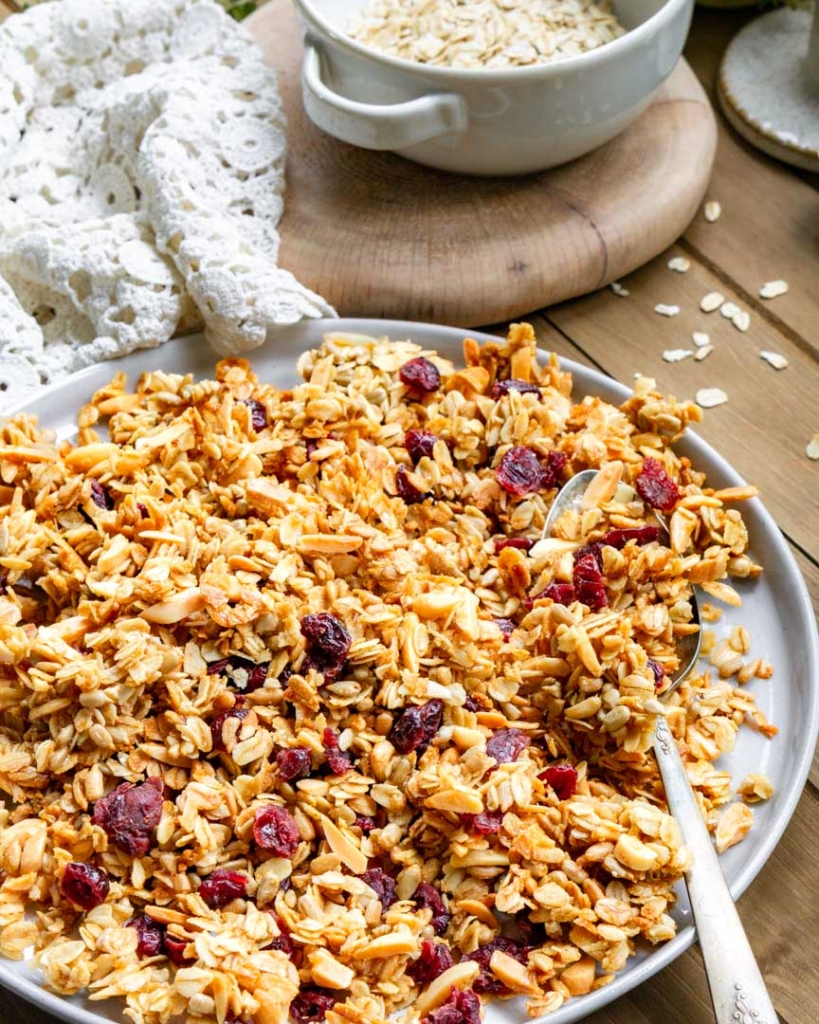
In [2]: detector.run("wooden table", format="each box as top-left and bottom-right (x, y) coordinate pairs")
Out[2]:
(0, 3), (817, 1024)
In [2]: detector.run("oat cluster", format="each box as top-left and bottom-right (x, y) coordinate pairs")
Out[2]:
(0, 325), (775, 1024)
(348, 0), (625, 69)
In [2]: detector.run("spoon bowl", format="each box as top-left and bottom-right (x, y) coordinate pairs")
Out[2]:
(544, 467), (702, 691)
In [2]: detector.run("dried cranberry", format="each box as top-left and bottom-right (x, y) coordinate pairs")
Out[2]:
(301, 613), (352, 682)
(276, 746), (312, 783)
(486, 728), (528, 765)
(290, 988), (337, 1023)
(573, 551), (607, 612)
(463, 695), (482, 712)
(266, 915), (296, 960)
(493, 617), (516, 639)
(423, 988), (482, 1024)
(541, 449), (567, 490)
(468, 937), (529, 994)
(599, 526), (660, 549)
(354, 815), (377, 833)
(390, 699), (444, 755)
(305, 438), (319, 458)
(89, 481), (113, 510)
(136, 502), (149, 518)
(400, 356), (441, 393)
(241, 398), (268, 431)
(206, 656), (268, 692)
(461, 809), (503, 834)
(396, 464), (431, 504)
(199, 869), (248, 909)
(361, 868), (397, 909)
(413, 882), (450, 935)
(647, 658), (665, 690)
(92, 778), (163, 858)
(539, 764), (578, 800)
(492, 379), (542, 400)
(635, 457), (680, 512)
(405, 429), (440, 463)
(253, 805), (300, 857)
(493, 536), (533, 554)
(278, 666), (293, 685)
(127, 914), (165, 957)
(164, 933), (193, 965)
(540, 582), (576, 605)
(407, 938), (454, 985)
(322, 727), (352, 775)
(210, 706), (250, 753)
(495, 446), (544, 497)
(60, 862), (109, 910)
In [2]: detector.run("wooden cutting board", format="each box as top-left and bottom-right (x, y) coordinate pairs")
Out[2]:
(248, 1), (717, 327)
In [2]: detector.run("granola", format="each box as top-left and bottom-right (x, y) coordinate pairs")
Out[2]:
(0, 324), (775, 1024)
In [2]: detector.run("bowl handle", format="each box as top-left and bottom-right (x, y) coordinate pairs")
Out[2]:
(301, 43), (468, 150)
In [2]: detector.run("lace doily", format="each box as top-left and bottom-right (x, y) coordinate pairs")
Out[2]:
(0, 0), (333, 409)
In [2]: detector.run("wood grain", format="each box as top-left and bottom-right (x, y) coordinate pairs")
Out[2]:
(248, 0), (717, 327)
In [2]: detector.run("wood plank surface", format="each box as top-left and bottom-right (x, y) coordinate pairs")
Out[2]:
(0, 3), (817, 1024)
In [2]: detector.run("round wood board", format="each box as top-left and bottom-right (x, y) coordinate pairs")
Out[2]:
(248, 1), (717, 327)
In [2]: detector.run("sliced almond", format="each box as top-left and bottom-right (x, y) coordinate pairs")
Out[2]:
(416, 961), (480, 1017)
(490, 949), (539, 994)
(320, 816), (368, 875)
(140, 587), (205, 624)
(580, 461), (623, 510)
(308, 948), (355, 990)
(425, 787), (483, 815)
(352, 932), (417, 959)
(296, 534), (364, 554)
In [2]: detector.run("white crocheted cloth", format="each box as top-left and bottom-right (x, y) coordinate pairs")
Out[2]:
(0, 0), (333, 409)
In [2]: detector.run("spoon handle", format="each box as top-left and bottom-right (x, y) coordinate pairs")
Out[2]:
(653, 717), (779, 1024)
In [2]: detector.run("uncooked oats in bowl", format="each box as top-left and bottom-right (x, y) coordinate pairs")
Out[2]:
(290, 0), (693, 173)
(0, 321), (803, 1024)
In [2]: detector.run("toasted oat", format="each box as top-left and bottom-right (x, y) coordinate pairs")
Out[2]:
(348, 0), (626, 69)
(694, 345), (714, 362)
(731, 309), (751, 332)
(667, 256), (691, 273)
(692, 331), (711, 348)
(696, 387), (728, 408)
(737, 773), (774, 803)
(663, 349), (694, 363)
(720, 301), (740, 320)
(610, 281), (630, 297)
(700, 291), (725, 313)
(760, 351), (788, 370)
(704, 200), (722, 222)
(715, 802), (754, 852)
(807, 434), (819, 460)
(759, 279), (789, 299)
(654, 304), (681, 317)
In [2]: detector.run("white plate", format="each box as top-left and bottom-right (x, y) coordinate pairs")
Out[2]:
(3, 319), (818, 1024)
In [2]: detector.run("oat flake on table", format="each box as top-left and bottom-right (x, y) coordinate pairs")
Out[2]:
(0, 0), (333, 410)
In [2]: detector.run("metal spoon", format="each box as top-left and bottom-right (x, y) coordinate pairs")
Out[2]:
(545, 469), (778, 1024)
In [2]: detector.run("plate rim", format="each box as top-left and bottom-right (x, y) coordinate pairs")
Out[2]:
(2, 318), (817, 1024)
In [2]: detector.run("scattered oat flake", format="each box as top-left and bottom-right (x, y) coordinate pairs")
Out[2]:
(610, 281), (630, 297)
(662, 349), (694, 363)
(760, 351), (788, 370)
(692, 332), (711, 348)
(696, 387), (728, 408)
(805, 434), (819, 460)
(759, 280), (789, 299)
(695, 345), (714, 362)
(667, 256), (690, 273)
(720, 301), (740, 319)
(654, 304), (680, 317)
(732, 309), (751, 332)
(700, 291), (725, 313)
(704, 201), (722, 223)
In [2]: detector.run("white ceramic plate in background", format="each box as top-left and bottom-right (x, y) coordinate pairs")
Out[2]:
(2, 319), (818, 1024)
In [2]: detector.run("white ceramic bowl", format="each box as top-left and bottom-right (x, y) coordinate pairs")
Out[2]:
(292, 0), (694, 175)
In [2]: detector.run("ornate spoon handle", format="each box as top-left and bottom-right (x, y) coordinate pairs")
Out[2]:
(654, 717), (779, 1024)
